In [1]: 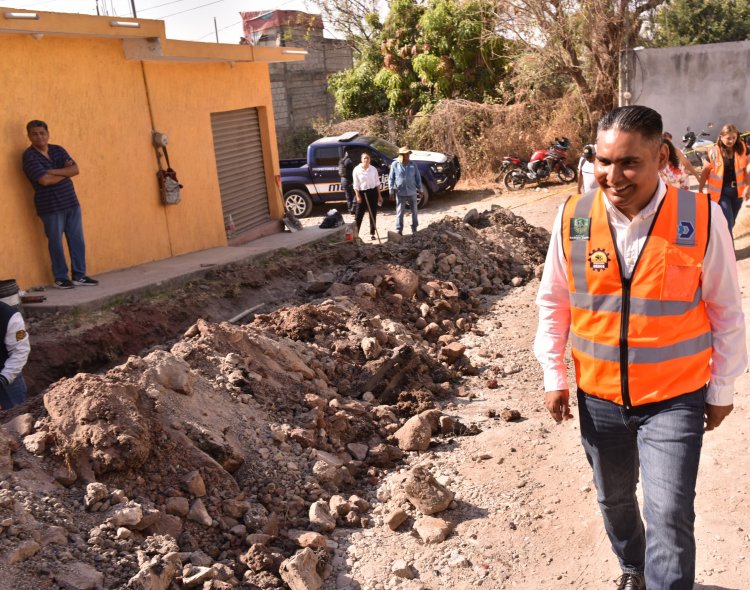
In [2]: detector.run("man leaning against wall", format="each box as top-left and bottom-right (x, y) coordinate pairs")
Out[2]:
(21, 120), (98, 290)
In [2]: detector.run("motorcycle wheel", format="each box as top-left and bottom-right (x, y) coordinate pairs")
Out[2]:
(503, 169), (526, 191)
(557, 166), (577, 183)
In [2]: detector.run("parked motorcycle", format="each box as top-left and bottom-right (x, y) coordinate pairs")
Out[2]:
(681, 123), (713, 169)
(498, 154), (527, 179)
(503, 137), (577, 191)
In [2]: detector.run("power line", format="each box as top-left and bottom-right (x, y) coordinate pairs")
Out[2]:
(154, 0), (224, 20)
(195, 18), (241, 40)
(137, 0), (191, 14)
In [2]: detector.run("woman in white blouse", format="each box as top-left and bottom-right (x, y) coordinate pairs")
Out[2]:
(352, 153), (383, 240)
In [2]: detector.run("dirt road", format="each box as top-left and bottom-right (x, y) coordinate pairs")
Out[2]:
(324, 182), (750, 590)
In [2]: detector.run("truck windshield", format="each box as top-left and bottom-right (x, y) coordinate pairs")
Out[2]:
(370, 138), (399, 159)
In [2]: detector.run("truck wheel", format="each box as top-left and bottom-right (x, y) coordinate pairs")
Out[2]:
(284, 189), (313, 218)
(418, 182), (430, 208)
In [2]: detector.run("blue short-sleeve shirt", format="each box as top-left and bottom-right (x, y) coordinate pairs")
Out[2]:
(22, 144), (79, 216)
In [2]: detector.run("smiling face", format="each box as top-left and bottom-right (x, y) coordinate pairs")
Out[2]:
(361, 153), (370, 168)
(594, 128), (667, 219)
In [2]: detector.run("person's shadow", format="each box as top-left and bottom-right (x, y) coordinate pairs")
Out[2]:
(693, 584), (739, 590)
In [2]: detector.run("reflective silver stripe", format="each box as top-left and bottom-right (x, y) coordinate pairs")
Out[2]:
(709, 173), (723, 182)
(675, 189), (697, 246)
(571, 331), (712, 364)
(570, 287), (702, 316)
(570, 190), (596, 292)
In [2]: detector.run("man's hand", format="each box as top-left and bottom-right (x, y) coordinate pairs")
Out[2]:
(545, 389), (573, 423)
(705, 403), (733, 431)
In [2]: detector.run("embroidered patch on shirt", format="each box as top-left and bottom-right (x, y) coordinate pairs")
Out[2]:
(588, 248), (610, 272)
(15, 330), (26, 342)
(570, 217), (591, 241)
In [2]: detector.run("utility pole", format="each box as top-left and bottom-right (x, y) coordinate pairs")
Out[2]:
(130, 0), (137, 18)
(214, 17), (219, 43)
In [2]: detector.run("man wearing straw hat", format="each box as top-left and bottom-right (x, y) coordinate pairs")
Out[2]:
(389, 147), (423, 236)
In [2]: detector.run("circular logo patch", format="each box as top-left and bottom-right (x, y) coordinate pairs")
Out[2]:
(588, 248), (610, 272)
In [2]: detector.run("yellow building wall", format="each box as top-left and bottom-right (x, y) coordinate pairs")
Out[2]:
(1, 33), (281, 289)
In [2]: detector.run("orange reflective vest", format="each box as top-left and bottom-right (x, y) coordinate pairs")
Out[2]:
(562, 186), (712, 408)
(705, 143), (747, 203)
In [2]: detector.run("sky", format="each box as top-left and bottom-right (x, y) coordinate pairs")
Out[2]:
(1, 0), (326, 44)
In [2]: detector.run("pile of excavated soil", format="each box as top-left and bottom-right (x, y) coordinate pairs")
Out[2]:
(0, 207), (549, 589)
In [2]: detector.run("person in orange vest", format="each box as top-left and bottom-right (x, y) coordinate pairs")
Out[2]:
(535, 105), (746, 590)
(698, 123), (749, 231)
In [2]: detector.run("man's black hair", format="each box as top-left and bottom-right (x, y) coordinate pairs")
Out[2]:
(26, 120), (48, 133)
(597, 105), (663, 144)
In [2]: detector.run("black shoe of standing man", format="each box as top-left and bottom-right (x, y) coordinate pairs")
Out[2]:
(616, 573), (645, 590)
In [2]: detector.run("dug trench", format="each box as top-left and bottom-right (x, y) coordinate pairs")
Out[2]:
(0, 203), (552, 589)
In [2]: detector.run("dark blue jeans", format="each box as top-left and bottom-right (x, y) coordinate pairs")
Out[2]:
(40, 205), (87, 281)
(718, 187), (741, 232)
(578, 389), (705, 589)
(0, 376), (27, 410)
(341, 179), (355, 213)
(395, 193), (418, 233)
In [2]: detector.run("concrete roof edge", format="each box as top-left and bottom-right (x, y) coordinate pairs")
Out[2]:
(0, 7), (306, 63)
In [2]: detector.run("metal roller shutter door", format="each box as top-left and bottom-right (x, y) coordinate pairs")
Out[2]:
(210, 108), (271, 235)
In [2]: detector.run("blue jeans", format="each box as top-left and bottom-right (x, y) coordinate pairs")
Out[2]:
(0, 376), (27, 410)
(578, 389), (705, 589)
(718, 187), (741, 232)
(40, 206), (87, 281)
(395, 193), (418, 234)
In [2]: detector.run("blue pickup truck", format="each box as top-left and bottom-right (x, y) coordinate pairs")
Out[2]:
(279, 132), (461, 217)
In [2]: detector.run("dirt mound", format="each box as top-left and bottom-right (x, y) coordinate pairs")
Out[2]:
(0, 207), (549, 588)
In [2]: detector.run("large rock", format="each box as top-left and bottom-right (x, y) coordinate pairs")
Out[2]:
(308, 500), (336, 533)
(84, 482), (109, 510)
(166, 497), (189, 517)
(54, 562), (104, 590)
(44, 374), (152, 475)
(279, 548), (322, 590)
(183, 471), (206, 497)
(141, 350), (198, 395)
(3, 413), (33, 437)
(288, 530), (327, 549)
(6, 540), (40, 564)
(393, 414), (433, 452)
(414, 516), (451, 544)
(187, 500), (213, 527)
(127, 551), (181, 590)
(107, 503), (143, 527)
(358, 265), (420, 299)
(438, 342), (466, 364)
(402, 466), (454, 515)
(22, 431), (48, 455)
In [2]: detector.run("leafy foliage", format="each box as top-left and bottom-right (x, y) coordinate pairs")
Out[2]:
(649, 0), (750, 46)
(326, 0), (508, 117)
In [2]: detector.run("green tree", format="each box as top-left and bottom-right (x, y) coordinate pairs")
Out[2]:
(650, 0), (750, 46)
(327, 0), (509, 117)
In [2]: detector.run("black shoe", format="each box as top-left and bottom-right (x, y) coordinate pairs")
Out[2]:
(616, 573), (645, 590)
(73, 276), (99, 286)
(54, 279), (74, 289)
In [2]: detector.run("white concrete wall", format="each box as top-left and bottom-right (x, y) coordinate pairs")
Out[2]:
(621, 40), (750, 140)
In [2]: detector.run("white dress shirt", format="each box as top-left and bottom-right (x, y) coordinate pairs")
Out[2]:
(534, 180), (747, 405)
(352, 164), (380, 192)
(2, 311), (30, 384)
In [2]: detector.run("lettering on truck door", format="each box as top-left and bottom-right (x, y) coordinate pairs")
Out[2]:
(309, 146), (343, 197)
